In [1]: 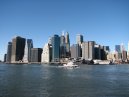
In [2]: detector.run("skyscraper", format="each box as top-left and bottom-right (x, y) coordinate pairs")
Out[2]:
(23, 39), (33, 62)
(60, 34), (66, 58)
(128, 41), (129, 59)
(94, 44), (101, 60)
(11, 36), (25, 63)
(82, 41), (95, 60)
(89, 41), (95, 60)
(76, 34), (83, 57)
(71, 44), (81, 58)
(30, 48), (42, 62)
(115, 45), (121, 53)
(76, 34), (83, 45)
(4, 54), (7, 62)
(65, 32), (70, 57)
(100, 46), (107, 60)
(6, 42), (12, 63)
(41, 43), (52, 63)
(122, 50), (127, 61)
(82, 42), (89, 60)
(51, 34), (60, 62)
(121, 43), (125, 52)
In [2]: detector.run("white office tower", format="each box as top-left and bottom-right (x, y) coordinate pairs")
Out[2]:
(42, 43), (52, 63)
(23, 39), (33, 63)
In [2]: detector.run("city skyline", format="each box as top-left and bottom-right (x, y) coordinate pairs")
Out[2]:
(0, 0), (129, 61)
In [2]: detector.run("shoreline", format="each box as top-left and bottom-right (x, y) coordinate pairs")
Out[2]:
(3, 62), (129, 65)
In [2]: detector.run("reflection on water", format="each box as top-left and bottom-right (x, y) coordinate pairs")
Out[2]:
(0, 64), (129, 97)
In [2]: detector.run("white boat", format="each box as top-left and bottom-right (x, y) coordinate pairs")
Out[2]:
(59, 61), (79, 68)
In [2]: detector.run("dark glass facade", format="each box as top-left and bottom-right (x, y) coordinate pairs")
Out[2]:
(51, 35), (60, 62)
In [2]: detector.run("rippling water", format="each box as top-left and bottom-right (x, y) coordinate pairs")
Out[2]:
(0, 63), (129, 97)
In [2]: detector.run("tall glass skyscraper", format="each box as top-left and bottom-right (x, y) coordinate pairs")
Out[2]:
(6, 42), (12, 63)
(115, 45), (121, 53)
(65, 32), (70, 57)
(60, 34), (66, 58)
(51, 35), (60, 62)
(23, 39), (33, 62)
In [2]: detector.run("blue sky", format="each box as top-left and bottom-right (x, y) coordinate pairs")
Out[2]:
(0, 0), (129, 61)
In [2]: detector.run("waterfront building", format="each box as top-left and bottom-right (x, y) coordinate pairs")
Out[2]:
(104, 46), (110, 52)
(23, 39), (33, 63)
(107, 52), (116, 60)
(71, 44), (81, 58)
(65, 32), (70, 57)
(76, 34), (83, 46)
(82, 41), (95, 60)
(30, 48), (42, 62)
(127, 41), (129, 60)
(60, 34), (66, 58)
(115, 45), (121, 53)
(115, 52), (122, 60)
(6, 42), (12, 63)
(51, 35), (60, 62)
(11, 36), (25, 63)
(94, 44), (101, 60)
(122, 50), (127, 61)
(82, 42), (89, 60)
(41, 43), (52, 63)
(89, 41), (95, 60)
(100, 46), (107, 60)
(4, 54), (7, 62)
(121, 43), (125, 52)
(76, 34), (83, 57)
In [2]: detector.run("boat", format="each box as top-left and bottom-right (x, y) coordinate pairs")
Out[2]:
(58, 61), (79, 68)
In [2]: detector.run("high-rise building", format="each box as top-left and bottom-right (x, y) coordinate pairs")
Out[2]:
(51, 35), (60, 62)
(122, 50), (127, 61)
(115, 52), (122, 60)
(30, 48), (42, 62)
(60, 34), (65, 45)
(41, 43), (52, 63)
(115, 45), (121, 53)
(23, 39), (33, 62)
(89, 41), (95, 60)
(94, 44), (101, 60)
(128, 41), (129, 59)
(82, 42), (89, 60)
(11, 36), (25, 63)
(76, 34), (83, 57)
(121, 43), (125, 52)
(60, 34), (66, 58)
(104, 46), (110, 52)
(4, 54), (7, 62)
(6, 42), (12, 63)
(100, 46), (106, 60)
(76, 34), (83, 45)
(82, 41), (95, 60)
(65, 32), (70, 57)
(71, 44), (81, 58)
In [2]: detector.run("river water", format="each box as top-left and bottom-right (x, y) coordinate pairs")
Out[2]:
(0, 63), (129, 97)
